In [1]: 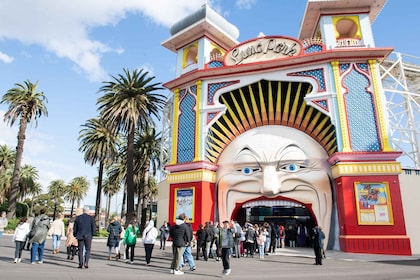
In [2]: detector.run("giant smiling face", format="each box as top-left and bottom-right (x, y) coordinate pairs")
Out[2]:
(216, 125), (332, 245)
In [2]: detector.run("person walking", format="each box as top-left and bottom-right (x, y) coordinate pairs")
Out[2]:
(49, 213), (66, 254)
(203, 221), (214, 261)
(29, 208), (50, 264)
(219, 220), (235, 276)
(195, 224), (206, 260)
(65, 212), (79, 260)
(142, 220), (158, 266)
(73, 206), (96, 269)
(0, 211), (8, 238)
(159, 221), (170, 250)
(106, 216), (122, 260)
(180, 219), (195, 271)
(169, 213), (189, 275)
(232, 220), (242, 258)
(12, 217), (30, 263)
(311, 225), (325, 265)
(123, 219), (139, 264)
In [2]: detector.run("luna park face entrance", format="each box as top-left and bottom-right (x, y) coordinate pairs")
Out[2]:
(233, 200), (316, 247)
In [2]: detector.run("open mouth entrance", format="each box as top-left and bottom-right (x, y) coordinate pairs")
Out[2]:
(232, 199), (316, 247)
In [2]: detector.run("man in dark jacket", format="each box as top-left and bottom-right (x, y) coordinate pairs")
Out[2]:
(311, 225), (325, 265)
(169, 213), (189, 275)
(73, 206), (96, 269)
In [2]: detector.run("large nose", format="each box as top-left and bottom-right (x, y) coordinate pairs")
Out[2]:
(260, 165), (281, 196)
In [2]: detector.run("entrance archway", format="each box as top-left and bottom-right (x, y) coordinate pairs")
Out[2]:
(232, 198), (316, 247)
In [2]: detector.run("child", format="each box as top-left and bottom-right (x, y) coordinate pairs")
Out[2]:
(256, 230), (266, 259)
(13, 217), (30, 263)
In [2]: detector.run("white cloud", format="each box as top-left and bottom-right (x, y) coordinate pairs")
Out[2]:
(235, 0), (257, 10)
(0, 52), (13, 63)
(0, 0), (206, 82)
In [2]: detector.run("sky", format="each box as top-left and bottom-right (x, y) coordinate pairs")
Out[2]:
(0, 0), (419, 210)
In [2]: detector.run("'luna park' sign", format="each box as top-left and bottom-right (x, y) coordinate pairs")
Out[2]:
(225, 36), (302, 66)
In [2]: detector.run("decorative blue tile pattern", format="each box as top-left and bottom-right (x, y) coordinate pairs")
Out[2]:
(356, 63), (368, 72)
(177, 91), (196, 163)
(343, 66), (380, 151)
(208, 60), (224, 68)
(340, 63), (350, 73)
(207, 112), (217, 123)
(208, 81), (238, 104)
(304, 44), (323, 54)
(288, 69), (326, 91)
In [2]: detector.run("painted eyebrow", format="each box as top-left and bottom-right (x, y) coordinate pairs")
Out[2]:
(234, 146), (260, 162)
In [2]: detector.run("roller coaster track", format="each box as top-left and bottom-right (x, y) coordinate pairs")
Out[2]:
(380, 52), (420, 169)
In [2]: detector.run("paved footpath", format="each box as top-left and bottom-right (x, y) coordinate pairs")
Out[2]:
(0, 234), (419, 280)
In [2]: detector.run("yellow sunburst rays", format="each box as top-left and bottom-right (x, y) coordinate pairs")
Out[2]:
(281, 82), (292, 125)
(275, 81), (282, 124)
(295, 85), (312, 128)
(239, 88), (254, 129)
(249, 84), (262, 127)
(268, 81), (275, 125)
(258, 81), (269, 125)
(288, 82), (302, 127)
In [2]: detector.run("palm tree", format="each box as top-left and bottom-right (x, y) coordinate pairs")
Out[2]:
(0, 144), (15, 178)
(102, 177), (120, 227)
(1, 80), (48, 218)
(134, 126), (163, 230)
(79, 117), (119, 231)
(97, 68), (166, 224)
(26, 182), (42, 216)
(18, 164), (39, 201)
(65, 176), (89, 216)
(48, 179), (66, 220)
(0, 144), (15, 203)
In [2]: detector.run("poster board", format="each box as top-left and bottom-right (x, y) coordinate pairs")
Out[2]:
(354, 182), (393, 225)
(174, 187), (194, 222)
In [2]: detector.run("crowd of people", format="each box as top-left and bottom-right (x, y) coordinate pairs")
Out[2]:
(4, 208), (326, 273)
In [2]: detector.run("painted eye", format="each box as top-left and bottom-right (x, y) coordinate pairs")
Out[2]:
(240, 167), (259, 175)
(280, 163), (302, 172)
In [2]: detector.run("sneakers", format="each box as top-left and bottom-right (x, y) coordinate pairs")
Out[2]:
(38, 261), (43, 264)
(173, 270), (184, 275)
(189, 266), (196, 271)
(14, 258), (18, 263)
(222, 269), (231, 275)
(170, 269), (174, 274)
(17, 258), (21, 263)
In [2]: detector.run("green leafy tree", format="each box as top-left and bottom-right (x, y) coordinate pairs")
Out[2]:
(48, 179), (66, 219)
(65, 176), (89, 216)
(133, 126), (163, 230)
(18, 164), (39, 201)
(97, 68), (166, 224)
(79, 117), (119, 231)
(1, 80), (48, 218)
(102, 177), (120, 227)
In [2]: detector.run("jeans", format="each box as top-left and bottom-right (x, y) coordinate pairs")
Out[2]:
(15, 240), (25, 258)
(180, 245), (195, 269)
(125, 244), (135, 262)
(52, 234), (61, 250)
(144, 243), (154, 264)
(31, 241), (45, 263)
(221, 247), (230, 270)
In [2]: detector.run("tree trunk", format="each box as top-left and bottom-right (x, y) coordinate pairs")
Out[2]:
(121, 184), (127, 224)
(105, 193), (111, 228)
(140, 162), (150, 232)
(125, 129), (135, 226)
(94, 160), (104, 233)
(7, 118), (27, 219)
